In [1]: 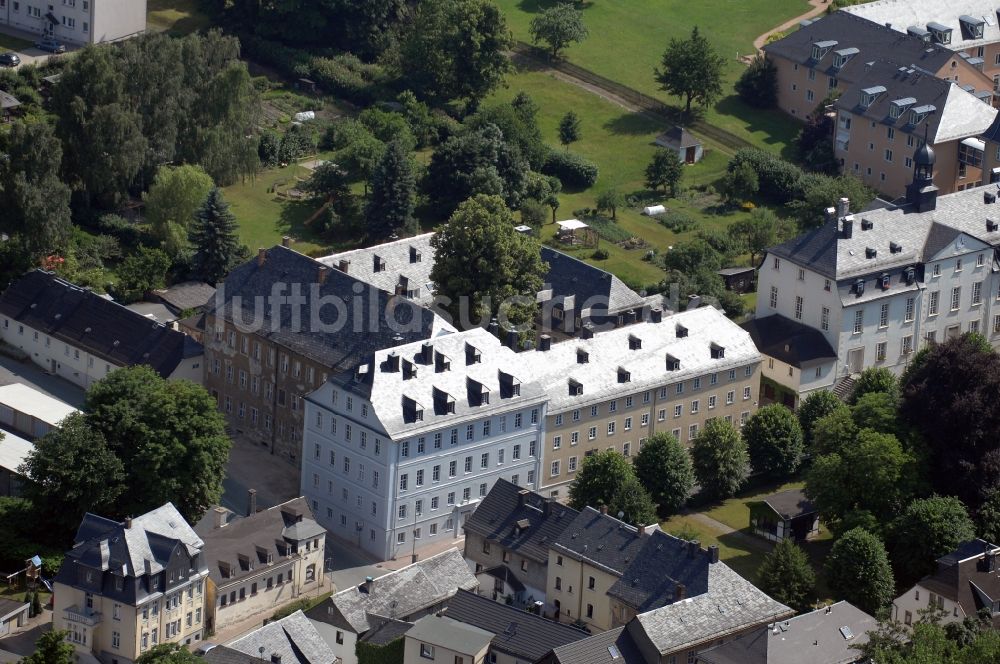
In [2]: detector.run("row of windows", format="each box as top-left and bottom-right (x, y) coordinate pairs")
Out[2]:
(218, 570), (296, 607)
(2, 320), (114, 373)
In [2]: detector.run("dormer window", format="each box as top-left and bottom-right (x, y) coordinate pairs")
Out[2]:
(960, 15), (984, 39)
(890, 242), (902, 254)
(880, 274), (890, 289)
(402, 396), (423, 423)
(889, 97), (915, 120)
(855, 279), (866, 296)
(909, 104), (935, 126)
(665, 354), (681, 371)
(832, 47), (858, 69)
(907, 25), (931, 42)
(577, 348), (589, 364)
(498, 370), (521, 399)
(409, 246), (421, 263)
(373, 255), (385, 273)
(434, 351), (450, 373)
(905, 267), (916, 284)
(676, 324), (688, 338)
(467, 378), (490, 406)
(710, 343), (725, 359)
(569, 379), (584, 396)
(628, 334), (642, 350)
(859, 85), (886, 109)
(465, 343), (481, 365)
(433, 387), (456, 415)
(866, 247), (877, 259)
(402, 359), (417, 380)
(810, 40), (838, 60)
(861, 218), (874, 230)
(617, 367), (631, 383)
(927, 22), (952, 44)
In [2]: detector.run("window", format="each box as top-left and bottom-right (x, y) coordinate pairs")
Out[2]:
(876, 341), (887, 362)
(929, 291), (939, 316)
(879, 303), (889, 328)
(481, 452), (489, 468)
(465, 456), (472, 472)
(884, 148), (893, 162)
(795, 296), (803, 320)
(674, 404), (682, 418)
(449, 461), (456, 477)
(399, 474), (408, 491)
(416, 469), (424, 486)
(607, 421), (616, 435)
(553, 435), (562, 450)
(854, 310), (863, 334)
(902, 335), (914, 355)
(769, 286), (778, 309)
(726, 390), (735, 405)
(568, 456), (577, 472)
(588, 426), (597, 440)
(513, 444), (521, 460)
(570, 431), (579, 445)
(550, 460), (560, 476)
(973, 281), (983, 305)
(905, 297), (915, 322)
(688, 424), (698, 440)
(743, 386), (752, 400)
(951, 287), (961, 311)
(821, 307), (829, 331)
(690, 400), (699, 414)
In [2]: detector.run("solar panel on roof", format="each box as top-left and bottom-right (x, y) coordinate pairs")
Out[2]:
(840, 626), (855, 639)
(608, 645), (621, 659)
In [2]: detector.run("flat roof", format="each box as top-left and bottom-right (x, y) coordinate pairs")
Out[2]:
(556, 219), (589, 231)
(0, 430), (33, 474)
(0, 383), (79, 426)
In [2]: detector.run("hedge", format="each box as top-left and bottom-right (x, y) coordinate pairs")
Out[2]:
(727, 148), (805, 204)
(542, 150), (599, 189)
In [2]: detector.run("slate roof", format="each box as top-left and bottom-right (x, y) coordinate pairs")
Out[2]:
(0, 270), (203, 378)
(152, 281), (216, 313)
(764, 11), (958, 88)
(308, 549), (478, 635)
(358, 618), (413, 645)
(319, 234), (437, 307)
(539, 247), (647, 316)
(697, 601), (877, 664)
(518, 306), (761, 414)
(551, 507), (650, 576)
(607, 531), (711, 613)
(227, 610), (336, 664)
(443, 589), (588, 661)
(208, 245), (446, 374)
(844, 0), (1000, 50)
(760, 488), (818, 520)
(632, 562), (793, 655)
(405, 615), (494, 655)
(479, 565), (526, 593)
(201, 646), (258, 664)
(915, 538), (1000, 626)
(324, 327), (546, 439)
(833, 61), (996, 145)
(543, 626), (648, 664)
(463, 478), (579, 563)
(655, 126), (701, 149)
(199, 497), (325, 588)
(740, 315), (837, 368)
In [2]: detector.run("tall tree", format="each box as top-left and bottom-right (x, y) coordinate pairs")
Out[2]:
(809, 405), (856, 457)
(530, 3), (588, 58)
(645, 149), (684, 196)
(851, 392), (900, 436)
(796, 390), (843, 449)
(20, 414), (126, 536)
(430, 194), (547, 333)
(19, 629), (75, 664)
(888, 496), (975, 589)
(742, 404), (804, 478)
(735, 53), (778, 109)
(145, 165), (216, 258)
(113, 246), (171, 304)
(850, 366), (899, 404)
(595, 188), (624, 220)
(633, 432), (694, 516)
(757, 538), (816, 613)
(690, 419), (749, 501)
(825, 528), (895, 615)
(654, 26), (725, 114)
(189, 188), (248, 284)
(568, 450), (657, 525)
(402, 0), (512, 106)
(468, 98), (548, 169)
(730, 209), (780, 268)
(718, 161), (759, 206)
(365, 140), (417, 239)
(558, 111), (582, 150)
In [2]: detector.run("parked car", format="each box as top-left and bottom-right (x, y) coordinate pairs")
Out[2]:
(0, 52), (20, 67)
(34, 38), (65, 54)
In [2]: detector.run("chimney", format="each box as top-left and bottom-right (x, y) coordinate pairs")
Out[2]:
(362, 576), (374, 593)
(650, 308), (663, 323)
(506, 329), (519, 349)
(271, 655), (282, 664)
(257, 248), (266, 267)
(518, 489), (530, 507)
(212, 506), (227, 530)
(626, 309), (637, 324)
(581, 324), (594, 339)
(247, 489), (257, 517)
(488, 319), (500, 337)
(385, 352), (400, 373)
(675, 583), (686, 600)
(281, 235), (290, 248)
(688, 540), (700, 558)
(599, 504), (609, 515)
(688, 294), (702, 310)
(824, 206), (836, 225)
(337, 259), (350, 273)
(318, 266), (329, 285)
(539, 334), (552, 351)
(124, 517), (132, 529)
(635, 524), (648, 539)
(985, 191), (996, 204)
(836, 197), (850, 219)
(841, 216), (854, 239)
(708, 545), (719, 564)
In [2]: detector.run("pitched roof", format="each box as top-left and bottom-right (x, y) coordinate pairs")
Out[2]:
(843, 0), (1000, 50)
(632, 562), (793, 655)
(607, 531), (711, 613)
(544, 626), (648, 664)
(0, 598), (28, 621)
(0, 270), (203, 378)
(760, 488), (817, 520)
(915, 538), (1000, 625)
(152, 281), (216, 313)
(444, 589), (588, 661)
(740, 315), (838, 368)
(0, 429), (33, 476)
(228, 610), (336, 663)
(199, 497), (325, 587)
(833, 61), (996, 145)
(478, 565), (525, 593)
(697, 601), (878, 664)
(655, 127), (701, 149)
(0, 91), (20, 110)
(539, 247), (647, 316)
(406, 615), (494, 655)
(551, 507), (650, 576)
(463, 478), (579, 563)
(201, 646), (258, 664)
(0, 383), (79, 427)
(208, 245), (445, 373)
(308, 549), (478, 635)
(358, 618), (413, 645)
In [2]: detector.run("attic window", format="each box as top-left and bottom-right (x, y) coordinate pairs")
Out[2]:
(710, 343), (725, 359)
(675, 324), (688, 338)
(373, 255), (386, 273)
(810, 40), (837, 60)
(465, 343), (481, 365)
(665, 354), (681, 371)
(628, 334), (642, 350)
(468, 378), (490, 406)
(905, 267), (916, 284)
(409, 246), (421, 263)
(880, 274), (890, 289)
(989, 219), (1000, 232)
(498, 370), (521, 399)
(927, 22), (952, 44)
(859, 85), (886, 108)
(402, 396), (423, 423)
(907, 25), (931, 42)
(433, 387), (456, 415)
(959, 15), (984, 39)
(866, 247), (877, 259)
(617, 367), (631, 383)
(832, 47), (858, 69)
(577, 348), (589, 364)
(889, 97), (916, 120)
(855, 279), (866, 296)
(890, 241), (902, 254)
(434, 351), (451, 373)
(402, 359), (417, 380)
(909, 104), (935, 125)
(568, 379), (584, 396)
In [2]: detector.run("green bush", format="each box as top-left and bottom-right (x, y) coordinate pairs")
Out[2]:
(728, 148), (805, 204)
(542, 150), (599, 189)
(592, 248), (609, 260)
(657, 211), (697, 233)
(311, 54), (387, 104)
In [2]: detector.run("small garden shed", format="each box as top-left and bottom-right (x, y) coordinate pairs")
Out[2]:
(749, 488), (820, 543)
(654, 126), (703, 164)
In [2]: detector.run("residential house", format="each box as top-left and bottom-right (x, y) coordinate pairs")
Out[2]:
(521, 306), (761, 499)
(740, 315), (837, 409)
(762, 11), (994, 120)
(748, 488), (821, 543)
(224, 610), (336, 664)
(462, 478), (579, 611)
(843, 0), (1000, 84)
(403, 615), (493, 664)
(198, 497), (327, 634)
(203, 244), (450, 467)
(892, 538), (1000, 628)
(305, 549), (478, 664)
(0, 429), (33, 496)
(442, 589), (589, 664)
(0, 270), (203, 390)
(0, 0), (146, 46)
(696, 601), (877, 664)
(301, 327), (545, 562)
(201, 646), (258, 663)
(0, 382), (79, 439)
(833, 60), (997, 198)
(52, 503), (209, 664)
(546, 506), (651, 631)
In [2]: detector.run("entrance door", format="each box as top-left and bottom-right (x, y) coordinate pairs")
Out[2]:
(847, 348), (864, 374)
(685, 146), (696, 164)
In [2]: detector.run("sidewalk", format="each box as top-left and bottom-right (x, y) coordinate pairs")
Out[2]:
(753, 0), (829, 50)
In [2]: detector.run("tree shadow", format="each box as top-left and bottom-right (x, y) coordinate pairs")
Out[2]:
(276, 198), (331, 246)
(517, 0), (594, 13)
(713, 94), (803, 161)
(602, 111), (663, 137)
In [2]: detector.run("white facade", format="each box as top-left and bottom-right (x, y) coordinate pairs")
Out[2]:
(0, 0), (146, 45)
(302, 329), (545, 562)
(892, 584), (965, 628)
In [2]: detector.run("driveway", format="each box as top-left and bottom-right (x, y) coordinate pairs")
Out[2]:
(0, 24), (79, 68)
(0, 354), (85, 407)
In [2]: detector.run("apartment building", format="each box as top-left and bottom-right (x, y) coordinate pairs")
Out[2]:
(844, 0), (1000, 85)
(203, 244), (450, 466)
(834, 61), (997, 198)
(763, 11), (994, 120)
(753, 154), (1000, 403)
(53, 503), (209, 664)
(0, 270), (203, 390)
(0, 0), (145, 45)
(520, 306), (761, 499)
(301, 327), (545, 561)
(198, 497), (326, 633)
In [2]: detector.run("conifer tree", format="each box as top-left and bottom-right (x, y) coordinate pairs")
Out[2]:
(365, 140), (417, 239)
(189, 188), (247, 284)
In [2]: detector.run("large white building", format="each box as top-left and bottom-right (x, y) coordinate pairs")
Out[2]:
(302, 328), (545, 562)
(751, 147), (1000, 404)
(0, 0), (146, 45)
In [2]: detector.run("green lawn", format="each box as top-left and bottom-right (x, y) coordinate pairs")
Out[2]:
(147, 0), (213, 35)
(495, 0), (807, 155)
(661, 514), (767, 583)
(0, 32), (33, 51)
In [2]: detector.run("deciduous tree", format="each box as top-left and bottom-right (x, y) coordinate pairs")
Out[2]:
(655, 26), (725, 114)
(690, 419), (749, 501)
(735, 53), (778, 109)
(888, 496), (975, 588)
(757, 538), (816, 613)
(825, 528), (895, 615)
(633, 432), (694, 516)
(20, 629), (75, 664)
(796, 390), (843, 449)
(569, 450), (656, 526)
(113, 246), (171, 304)
(136, 644), (201, 664)
(595, 188), (625, 220)
(743, 404), (804, 478)
(530, 2), (588, 58)
(645, 149), (683, 196)
(850, 366), (899, 404)
(145, 165), (215, 257)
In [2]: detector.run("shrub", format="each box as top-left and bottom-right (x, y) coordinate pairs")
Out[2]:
(736, 53), (778, 109)
(657, 211), (697, 233)
(96, 214), (143, 249)
(542, 150), (599, 189)
(311, 53), (387, 104)
(728, 148), (805, 204)
(591, 248), (609, 260)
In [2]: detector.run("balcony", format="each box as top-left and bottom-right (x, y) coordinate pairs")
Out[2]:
(64, 605), (102, 626)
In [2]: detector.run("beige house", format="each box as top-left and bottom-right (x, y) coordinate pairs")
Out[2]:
(198, 496), (327, 634)
(522, 306), (761, 499)
(404, 615), (493, 664)
(53, 504), (209, 664)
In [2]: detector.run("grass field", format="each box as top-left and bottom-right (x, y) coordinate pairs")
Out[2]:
(494, 0), (808, 155)
(147, 0), (213, 35)
(0, 32), (34, 51)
